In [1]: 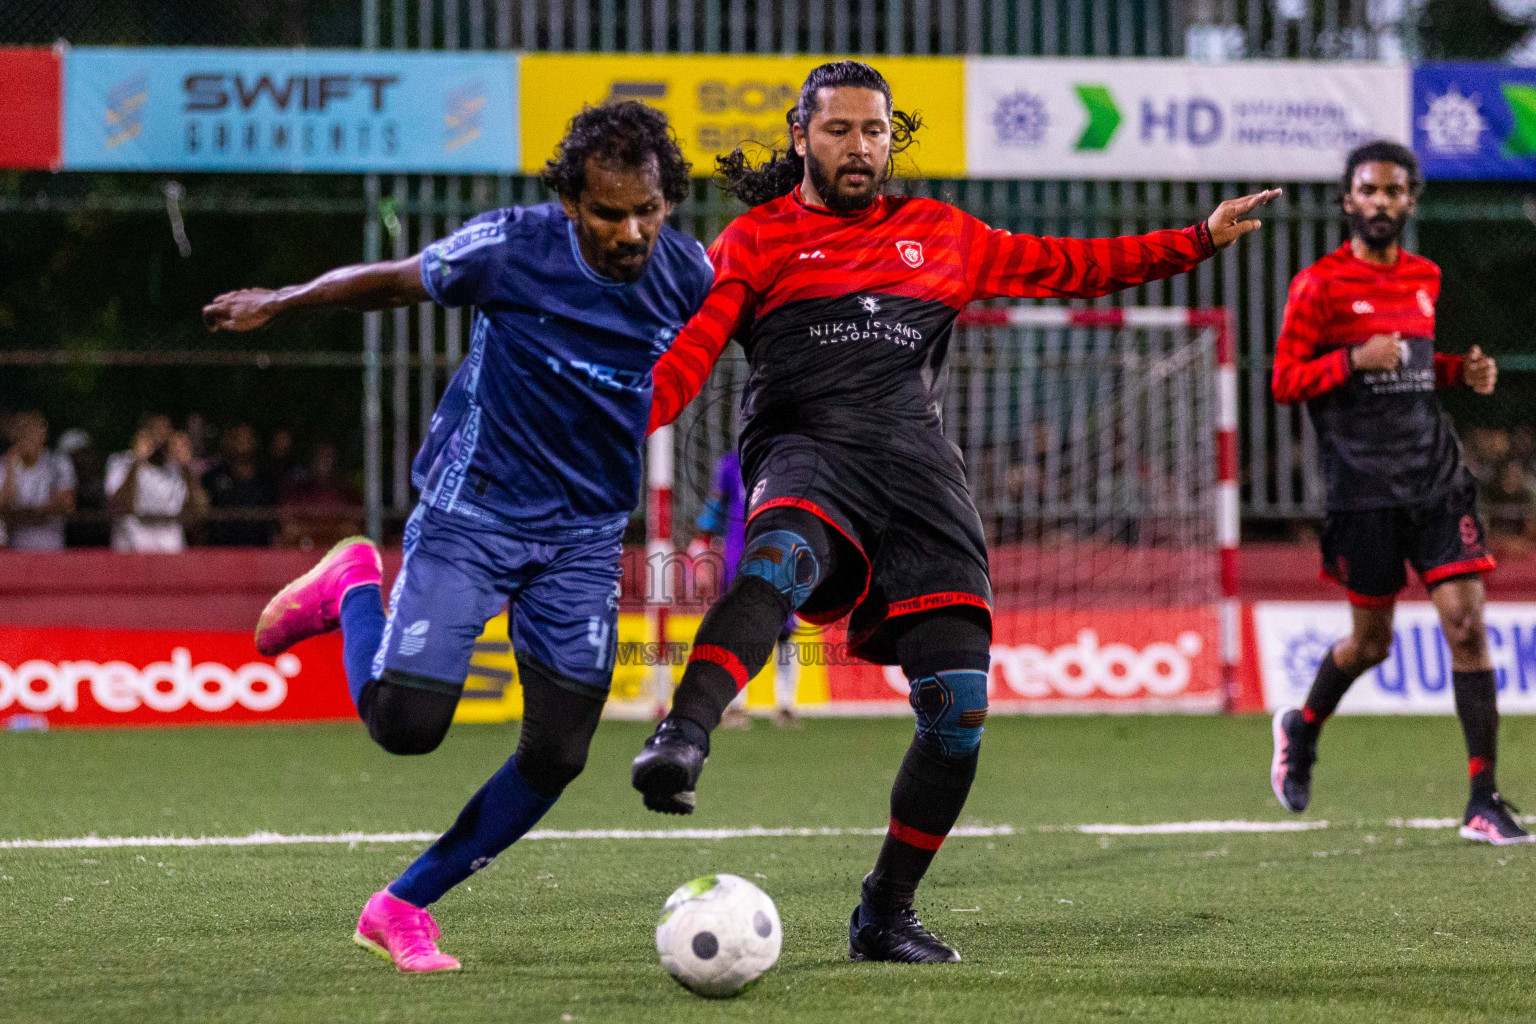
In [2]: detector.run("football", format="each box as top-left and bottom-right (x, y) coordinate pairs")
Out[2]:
(655, 873), (783, 998)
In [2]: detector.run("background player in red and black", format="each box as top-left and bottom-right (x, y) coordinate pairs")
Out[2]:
(629, 60), (1281, 962)
(1268, 141), (1527, 845)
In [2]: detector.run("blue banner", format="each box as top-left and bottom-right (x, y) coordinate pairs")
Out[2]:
(1413, 62), (1536, 181)
(62, 47), (519, 173)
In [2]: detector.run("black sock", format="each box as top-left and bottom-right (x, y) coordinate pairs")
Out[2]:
(668, 575), (792, 735)
(1301, 650), (1360, 737)
(863, 742), (978, 920)
(1453, 669), (1499, 800)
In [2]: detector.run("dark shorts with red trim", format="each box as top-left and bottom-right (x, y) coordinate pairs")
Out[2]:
(741, 432), (992, 665)
(1320, 474), (1495, 607)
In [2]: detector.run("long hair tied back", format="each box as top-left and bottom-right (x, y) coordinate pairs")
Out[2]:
(716, 60), (922, 208)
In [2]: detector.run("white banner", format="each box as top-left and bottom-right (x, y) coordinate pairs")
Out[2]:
(965, 58), (1410, 181)
(1254, 601), (1536, 714)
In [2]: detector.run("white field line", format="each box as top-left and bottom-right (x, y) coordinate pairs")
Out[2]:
(1, 817), (1521, 851)
(1073, 820), (1329, 835)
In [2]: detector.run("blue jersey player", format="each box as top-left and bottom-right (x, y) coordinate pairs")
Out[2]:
(203, 102), (711, 972)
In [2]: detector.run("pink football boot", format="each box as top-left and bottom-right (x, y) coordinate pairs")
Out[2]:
(254, 536), (382, 657)
(353, 889), (462, 973)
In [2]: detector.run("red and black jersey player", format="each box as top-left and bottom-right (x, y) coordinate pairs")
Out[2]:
(628, 60), (1280, 963)
(1267, 141), (1527, 845)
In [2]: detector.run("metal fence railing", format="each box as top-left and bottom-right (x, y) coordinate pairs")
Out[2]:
(345, 0), (1424, 537)
(9, 2), (1498, 536)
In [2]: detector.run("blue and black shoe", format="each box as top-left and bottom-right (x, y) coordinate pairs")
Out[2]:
(632, 717), (707, 815)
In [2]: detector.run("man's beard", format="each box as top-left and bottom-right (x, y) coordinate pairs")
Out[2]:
(583, 227), (651, 283)
(1348, 208), (1406, 252)
(805, 149), (884, 214)
(602, 242), (649, 283)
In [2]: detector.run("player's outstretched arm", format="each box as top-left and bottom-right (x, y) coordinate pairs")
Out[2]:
(1206, 189), (1283, 249)
(203, 256), (429, 333)
(964, 189), (1281, 302)
(648, 280), (747, 432)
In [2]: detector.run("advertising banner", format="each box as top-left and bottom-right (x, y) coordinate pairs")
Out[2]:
(61, 47), (519, 173)
(0, 47), (62, 170)
(1413, 62), (1536, 180)
(2, 605), (1223, 729)
(966, 58), (1409, 181)
(519, 54), (965, 178)
(457, 606), (1222, 721)
(1254, 601), (1536, 714)
(0, 625), (353, 729)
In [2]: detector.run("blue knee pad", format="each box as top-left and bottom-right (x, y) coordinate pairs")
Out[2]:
(909, 669), (989, 758)
(739, 529), (821, 609)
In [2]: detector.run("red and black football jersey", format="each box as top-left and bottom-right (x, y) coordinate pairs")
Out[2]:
(1271, 243), (1469, 511)
(651, 186), (1214, 463)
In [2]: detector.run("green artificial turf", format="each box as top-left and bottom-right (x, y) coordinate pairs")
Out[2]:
(3, 715), (1535, 1023)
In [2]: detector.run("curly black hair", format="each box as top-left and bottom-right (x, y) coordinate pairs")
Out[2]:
(541, 100), (691, 204)
(716, 60), (922, 209)
(1341, 139), (1424, 196)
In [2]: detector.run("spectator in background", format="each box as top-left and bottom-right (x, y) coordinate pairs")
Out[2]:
(0, 411), (75, 551)
(1481, 457), (1536, 551)
(267, 427), (302, 494)
(184, 412), (219, 478)
(105, 414), (207, 553)
(278, 441), (361, 550)
(202, 422), (277, 546)
(57, 428), (109, 548)
(1462, 426), (1510, 484)
(1511, 425), (1536, 477)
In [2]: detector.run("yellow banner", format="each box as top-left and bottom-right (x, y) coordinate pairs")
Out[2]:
(520, 54), (965, 179)
(453, 610), (831, 723)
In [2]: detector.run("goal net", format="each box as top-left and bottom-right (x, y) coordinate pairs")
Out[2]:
(655, 307), (1238, 715)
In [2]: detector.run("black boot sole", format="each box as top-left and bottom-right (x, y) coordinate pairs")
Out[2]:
(632, 757), (697, 815)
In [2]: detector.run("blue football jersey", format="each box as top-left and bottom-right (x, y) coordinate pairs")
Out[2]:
(416, 203), (713, 540)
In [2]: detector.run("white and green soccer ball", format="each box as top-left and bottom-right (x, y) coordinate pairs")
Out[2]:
(655, 873), (782, 998)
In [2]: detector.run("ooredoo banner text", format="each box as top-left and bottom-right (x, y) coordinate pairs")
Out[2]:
(0, 626), (354, 728)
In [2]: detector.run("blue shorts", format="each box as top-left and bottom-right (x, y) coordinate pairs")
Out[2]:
(371, 506), (623, 697)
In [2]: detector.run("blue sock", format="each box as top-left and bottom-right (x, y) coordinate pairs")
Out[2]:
(389, 755), (558, 907)
(339, 584), (384, 711)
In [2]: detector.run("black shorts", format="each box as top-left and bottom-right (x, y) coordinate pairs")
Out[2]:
(742, 432), (992, 665)
(1320, 476), (1496, 607)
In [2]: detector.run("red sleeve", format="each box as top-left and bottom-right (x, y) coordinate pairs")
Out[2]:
(960, 211), (1215, 302)
(648, 221), (760, 432)
(1434, 352), (1465, 390)
(1271, 271), (1351, 405)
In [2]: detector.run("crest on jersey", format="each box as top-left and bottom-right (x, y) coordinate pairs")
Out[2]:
(1416, 289), (1435, 318)
(895, 240), (924, 269)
